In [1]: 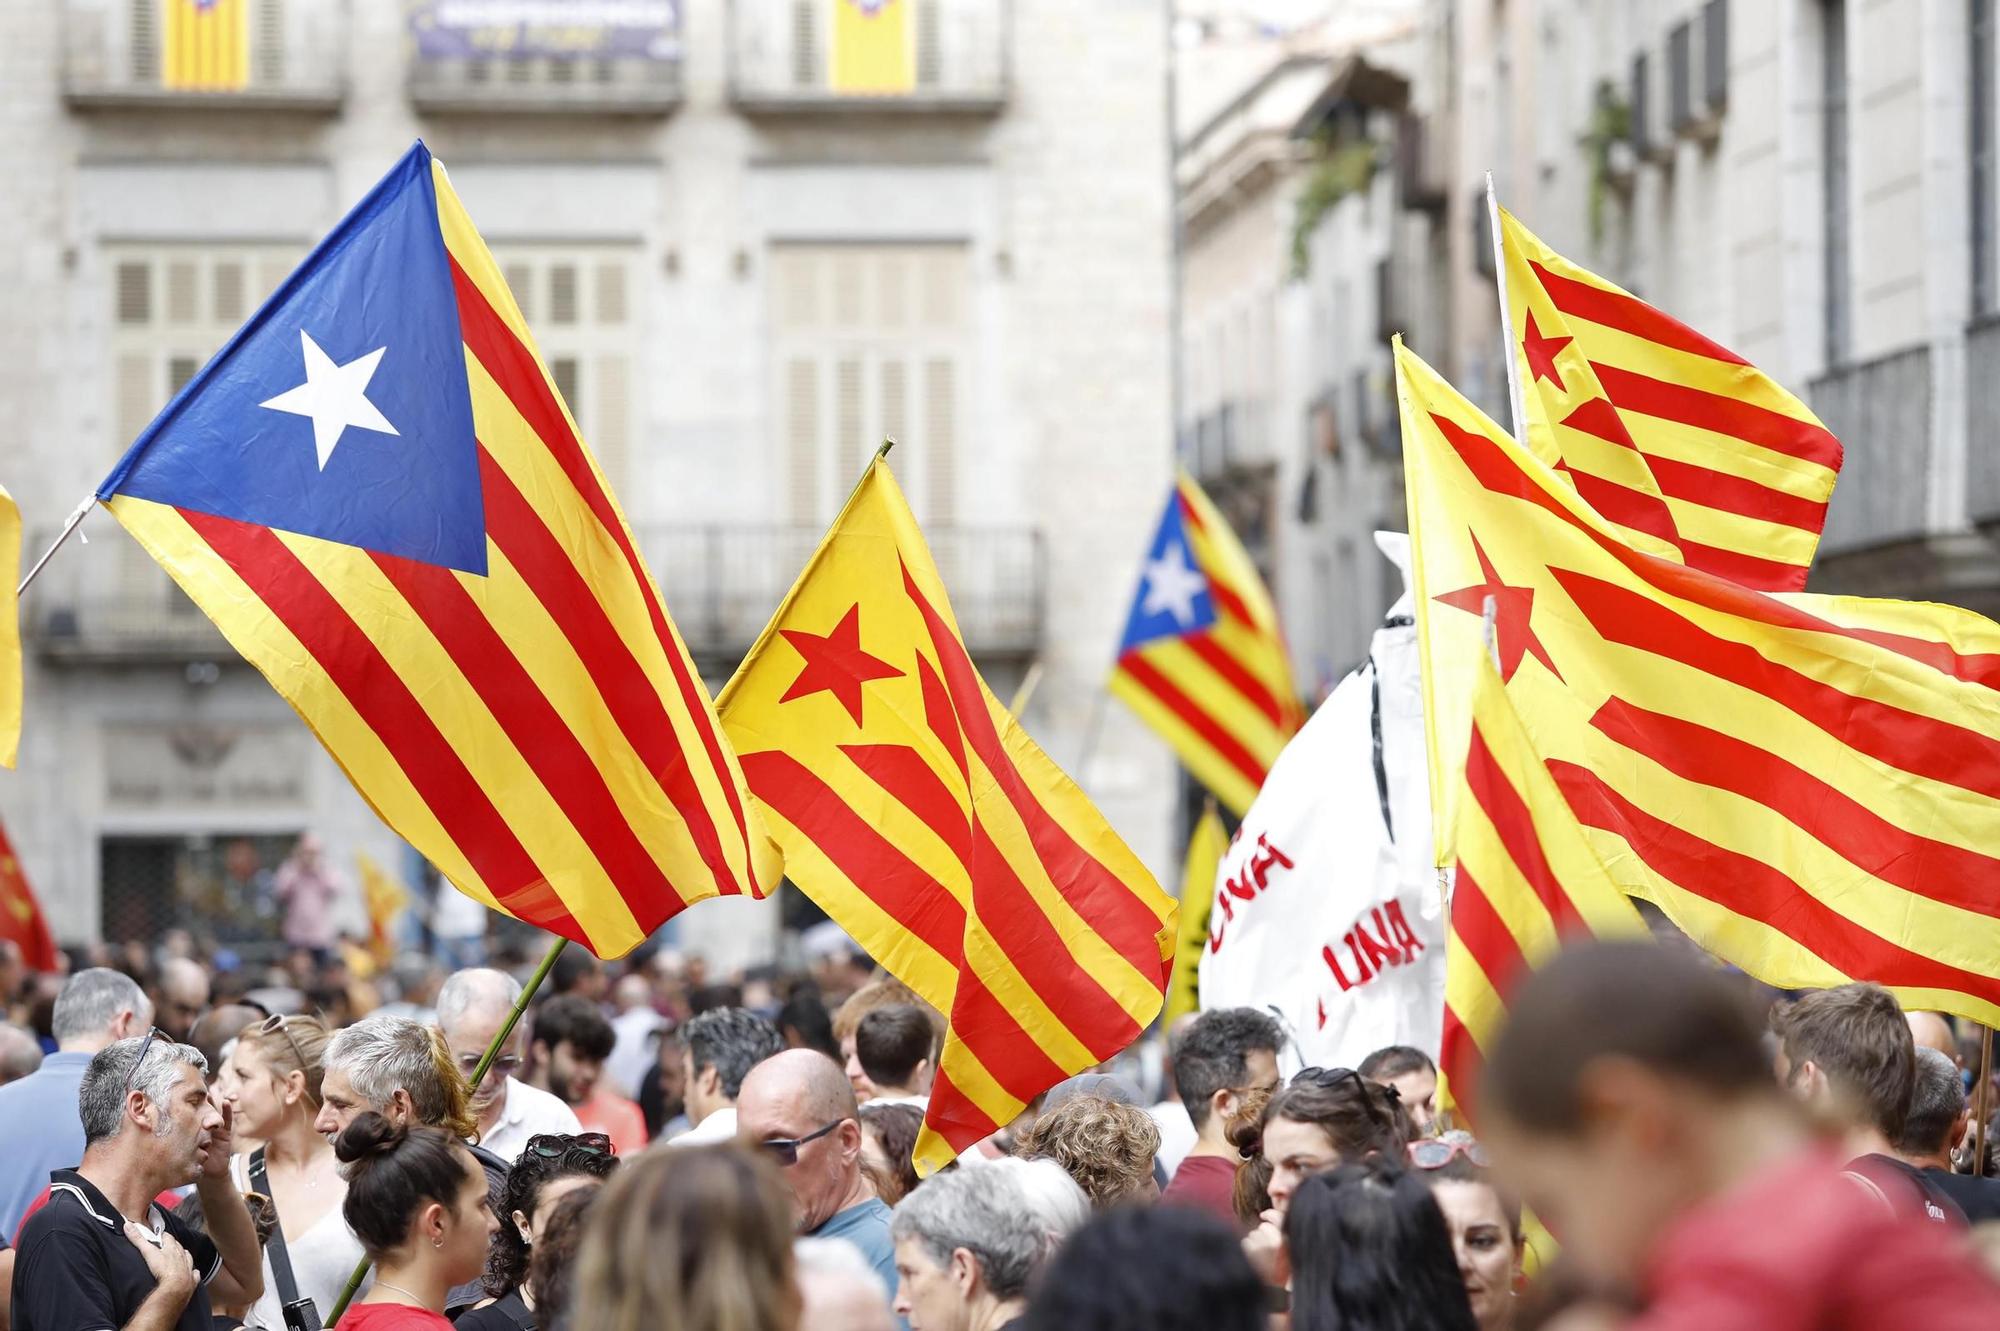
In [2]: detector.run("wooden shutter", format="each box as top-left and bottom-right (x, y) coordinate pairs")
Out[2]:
(253, 0), (284, 83)
(213, 261), (246, 323)
(835, 357), (864, 494)
(116, 261), (151, 325)
(505, 263), (534, 321)
(595, 261), (627, 325)
(549, 263), (579, 325)
(786, 358), (820, 523)
(165, 259), (199, 325)
(128, 0), (158, 83)
(924, 357), (956, 524)
(593, 355), (631, 496)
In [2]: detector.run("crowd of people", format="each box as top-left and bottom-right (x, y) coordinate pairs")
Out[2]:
(1, 930), (1999, 1328)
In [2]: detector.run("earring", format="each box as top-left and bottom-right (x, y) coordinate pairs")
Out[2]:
(433, 1237), (444, 1250)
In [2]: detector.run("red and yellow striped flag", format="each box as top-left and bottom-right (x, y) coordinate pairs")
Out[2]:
(1438, 651), (1647, 1130)
(0, 483), (19, 769)
(163, 0), (250, 92)
(719, 456), (1177, 1173)
(0, 820), (59, 973)
(830, 0), (916, 95)
(1109, 474), (1305, 815)
(1399, 338), (2000, 1027)
(1499, 206), (1841, 591)
(99, 144), (774, 960)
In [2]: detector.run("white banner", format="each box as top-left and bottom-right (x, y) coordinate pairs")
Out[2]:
(1197, 533), (1445, 1070)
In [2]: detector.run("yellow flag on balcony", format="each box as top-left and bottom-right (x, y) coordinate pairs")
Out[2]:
(163, 0), (250, 92)
(0, 485), (18, 769)
(831, 0), (916, 95)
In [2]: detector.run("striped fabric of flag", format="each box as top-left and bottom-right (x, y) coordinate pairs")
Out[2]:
(1162, 801), (1228, 1026)
(99, 143), (774, 960)
(830, 0), (915, 95)
(1399, 338), (2000, 1027)
(1439, 651), (1647, 1130)
(1499, 206), (1841, 592)
(163, 0), (250, 92)
(1109, 474), (1305, 816)
(719, 457), (1177, 1174)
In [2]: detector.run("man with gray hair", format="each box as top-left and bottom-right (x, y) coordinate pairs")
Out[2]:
(12, 1033), (263, 1330)
(1896, 1044), (2000, 1223)
(889, 1156), (1088, 1331)
(433, 967), (578, 1162)
(0, 967), (152, 1238)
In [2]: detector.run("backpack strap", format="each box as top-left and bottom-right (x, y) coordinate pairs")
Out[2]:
(247, 1147), (306, 1306)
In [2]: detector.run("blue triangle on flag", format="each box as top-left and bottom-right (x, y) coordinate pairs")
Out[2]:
(1117, 486), (1218, 655)
(99, 142), (488, 575)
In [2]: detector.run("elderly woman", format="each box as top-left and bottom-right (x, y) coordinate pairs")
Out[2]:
(1014, 1093), (1161, 1209)
(889, 1157), (1089, 1331)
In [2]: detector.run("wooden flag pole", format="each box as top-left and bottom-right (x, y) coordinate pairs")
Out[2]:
(324, 933), (570, 1323)
(17, 494), (98, 597)
(1974, 1026), (1994, 1178)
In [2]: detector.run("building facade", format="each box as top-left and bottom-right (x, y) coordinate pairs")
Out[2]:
(0, 0), (1177, 967)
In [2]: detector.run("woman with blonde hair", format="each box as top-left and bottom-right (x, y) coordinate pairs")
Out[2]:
(1015, 1093), (1162, 1210)
(571, 1143), (799, 1331)
(227, 1012), (365, 1330)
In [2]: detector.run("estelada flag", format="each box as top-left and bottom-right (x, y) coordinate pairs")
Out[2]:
(0, 483), (19, 768)
(719, 455), (1177, 1173)
(1399, 338), (2000, 1026)
(0, 821), (59, 973)
(1162, 801), (1227, 1027)
(1110, 474), (1305, 815)
(1498, 205), (1841, 591)
(97, 143), (775, 960)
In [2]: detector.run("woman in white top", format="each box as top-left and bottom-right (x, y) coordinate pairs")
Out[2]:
(226, 1012), (368, 1329)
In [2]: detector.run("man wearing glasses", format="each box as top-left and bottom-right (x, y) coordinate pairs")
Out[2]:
(737, 1049), (899, 1301)
(11, 1031), (264, 1331)
(434, 969), (580, 1164)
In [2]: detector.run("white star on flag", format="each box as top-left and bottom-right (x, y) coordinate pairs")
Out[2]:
(1141, 540), (1209, 627)
(260, 329), (400, 470)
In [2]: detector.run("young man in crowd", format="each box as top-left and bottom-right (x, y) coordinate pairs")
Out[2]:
(11, 1034), (265, 1330)
(672, 1005), (784, 1146)
(736, 1048), (898, 1298)
(527, 993), (647, 1155)
(0, 968), (152, 1240)
(1771, 982), (1965, 1226)
(1360, 1045), (1439, 1136)
(435, 968), (580, 1163)
(853, 1004), (935, 1110)
(1897, 1046), (2000, 1223)
(1483, 941), (2000, 1327)
(833, 977), (931, 1104)
(1157, 1007), (1282, 1222)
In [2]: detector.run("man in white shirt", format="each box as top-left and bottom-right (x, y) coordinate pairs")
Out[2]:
(671, 1006), (783, 1146)
(853, 1004), (933, 1110)
(435, 967), (579, 1162)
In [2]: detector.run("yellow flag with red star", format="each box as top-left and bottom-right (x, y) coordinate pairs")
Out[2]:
(718, 455), (1177, 1173)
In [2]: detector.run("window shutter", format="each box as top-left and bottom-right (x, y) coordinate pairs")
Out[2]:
(550, 356), (581, 417)
(835, 357), (865, 495)
(213, 261), (246, 323)
(116, 354), (155, 443)
(924, 358), (956, 524)
(775, 249), (819, 331)
(505, 263), (535, 321)
(593, 355), (631, 496)
(165, 260), (199, 325)
(128, 0), (158, 83)
(116, 261), (151, 325)
(880, 359), (907, 448)
(256, 256), (291, 305)
(791, 0), (820, 88)
(786, 358), (820, 523)
(878, 252), (909, 329)
(550, 264), (579, 325)
(253, 0), (284, 83)
(595, 261), (628, 325)
(832, 252), (864, 329)
(168, 356), (200, 394)
(915, 0), (943, 87)
(920, 249), (962, 327)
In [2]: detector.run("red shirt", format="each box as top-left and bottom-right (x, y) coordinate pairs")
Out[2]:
(574, 1089), (649, 1157)
(1630, 1147), (2000, 1329)
(1159, 1153), (1240, 1225)
(334, 1303), (454, 1330)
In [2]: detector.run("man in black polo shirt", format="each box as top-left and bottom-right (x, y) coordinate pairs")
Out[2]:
(11, 1032), (263, 1331)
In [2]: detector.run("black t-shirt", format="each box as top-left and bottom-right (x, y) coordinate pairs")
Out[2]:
(1925, 1167), (2000, 1223)
(10, 1169), (221, 1331)
(452, 1289), (534, 1331)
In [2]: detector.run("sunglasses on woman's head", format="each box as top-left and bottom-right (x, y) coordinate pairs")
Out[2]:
(1408, 1132), (1489, 1170)
(257, 1014), (321, 1106)
(1292, 1066), (1397, 1134)
(524, 1132), (613, 1159)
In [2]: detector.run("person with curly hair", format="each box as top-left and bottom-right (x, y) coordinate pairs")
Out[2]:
(524, 1185), (599, 1331)
(1014, 1094), (1161, 1210)
(455, 1132), (618, 1331)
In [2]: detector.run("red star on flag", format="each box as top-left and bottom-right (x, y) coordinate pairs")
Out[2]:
(779, 604), (905, 725)
(1521, 310), (1574, 392)
(1432, 532), (1564, 684)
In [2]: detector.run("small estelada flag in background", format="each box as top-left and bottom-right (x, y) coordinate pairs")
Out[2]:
(0, 483), (19, 769)
(357, 852), (412, 968)
(1109, 474), (1305, 816)
(1438, 649), (1647, 1132)
(163, 0), (250, 92)
(0, 821), (59, 973)
(830, 0), (916, 96)
(1497, 205), (1842, 592)
(97, 142), (775, 961)
(1162, 801), (1227, 1027)
(719, 454), (1177, 1174)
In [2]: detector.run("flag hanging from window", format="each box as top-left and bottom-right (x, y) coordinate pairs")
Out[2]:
(1110, 474), (1305, 815)
(97, 142), (777, 960)
(830, 0), (916, 95)
(163, 0), (251, 93)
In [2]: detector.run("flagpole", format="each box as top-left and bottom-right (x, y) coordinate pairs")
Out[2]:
(17, 494), (97, 597)
(1975, 1026), (1994, 1178)
(324, 932), (570, 1323)
(1485, 172), (1528, 442)
(1006, 661), (1044, 718)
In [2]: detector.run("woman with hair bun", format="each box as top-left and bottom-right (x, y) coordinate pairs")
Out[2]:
(332, 1112), (499, 1329)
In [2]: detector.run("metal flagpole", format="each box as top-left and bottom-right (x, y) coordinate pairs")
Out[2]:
(323, 933), (570, 1323)
(1974, 1026), (1994, 1179)
(1485, 171), (1529, 442)
(17, 494), (98, 597)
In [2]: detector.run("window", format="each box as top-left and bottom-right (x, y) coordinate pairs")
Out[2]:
(1822, 0), (1851, 365)
(770, 243), (969, 525)
(1630, 51), (1652, 156)
(1974, 0), (1996, 317)
(1668, 20), (1694, 131)
(490, 247), (639, 498)
(1702, 0), (1729, 113)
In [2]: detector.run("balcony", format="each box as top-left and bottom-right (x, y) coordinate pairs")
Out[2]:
(406, 1), (684, 115)
(1807, 345), (1933, 556)
(639, 524), (1044, 668)
(30, 595), (232, 665)
(61, 0), (346, 112)
(730, 0), (1007, 116)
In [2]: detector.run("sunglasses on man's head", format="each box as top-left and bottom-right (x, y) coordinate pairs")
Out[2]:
(524, 1132), (613, 1160)
(122, 1027), (167, 1097)
(759, 1119), (842, 1167)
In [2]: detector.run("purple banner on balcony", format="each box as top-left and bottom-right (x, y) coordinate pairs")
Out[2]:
(410, 0), (681, 60)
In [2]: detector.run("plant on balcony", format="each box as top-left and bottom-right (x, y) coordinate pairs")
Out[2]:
(1579, 79), (1634, 246)
(1290, 137), (1381, 280)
